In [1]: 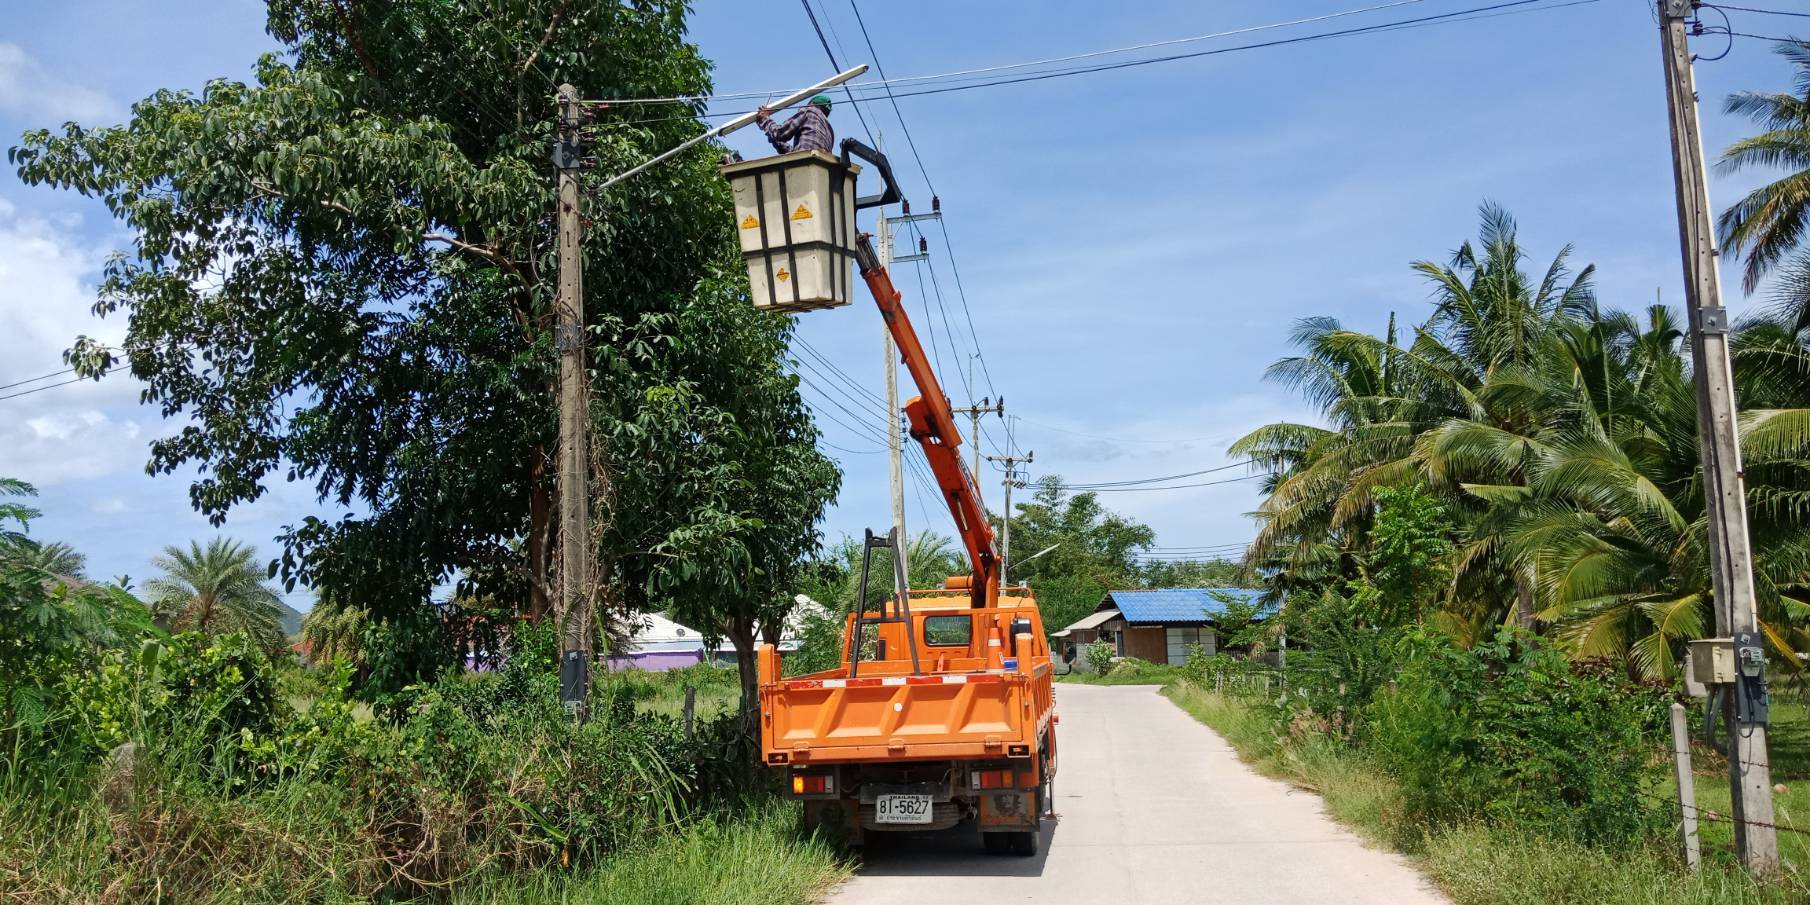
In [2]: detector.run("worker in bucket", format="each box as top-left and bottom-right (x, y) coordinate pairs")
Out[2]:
(757, 94), (834, 154)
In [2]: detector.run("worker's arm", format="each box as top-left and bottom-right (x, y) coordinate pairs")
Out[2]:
(760, 113), (802, 151)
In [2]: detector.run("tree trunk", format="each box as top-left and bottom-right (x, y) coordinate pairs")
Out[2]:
(525, 446), (553, 623)
(1515, 568), (1537, 633)
(726, 617), (760, 737)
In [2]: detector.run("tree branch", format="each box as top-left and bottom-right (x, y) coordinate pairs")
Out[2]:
(333, 0), (382, 79)
(520, 1), (571, 77)
(250, 179), (525, 281)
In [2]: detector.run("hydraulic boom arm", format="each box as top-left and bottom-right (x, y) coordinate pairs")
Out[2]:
(853, 234), (1000, 608)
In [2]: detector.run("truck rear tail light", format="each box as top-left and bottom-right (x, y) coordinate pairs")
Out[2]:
(971, 769), (1015, 790)
(767, 753), (789, 764)
(1007, 744), (1031, 758)
(791, 773), (833, 795)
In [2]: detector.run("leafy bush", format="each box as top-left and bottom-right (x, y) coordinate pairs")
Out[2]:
(1084, 643), (1114, 674)
(65, 633), (282, 779)
(1367, 629), (1670, 848)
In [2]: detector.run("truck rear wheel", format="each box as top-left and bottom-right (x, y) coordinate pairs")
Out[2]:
(982, 831), (1012, 855)
(1008, 827), (1039, 856)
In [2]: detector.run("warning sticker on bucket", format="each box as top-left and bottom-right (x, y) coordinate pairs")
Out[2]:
(740, 215), (759, 229)
(790, 204), (812, 221)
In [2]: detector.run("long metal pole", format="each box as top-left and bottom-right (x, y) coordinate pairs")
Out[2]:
(554, 84), (592, 716)
(1657, 0), (1776, 872)
(596, 65), (867, 191)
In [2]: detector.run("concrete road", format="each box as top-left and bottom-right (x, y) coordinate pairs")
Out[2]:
(823, 683), (1450, 905)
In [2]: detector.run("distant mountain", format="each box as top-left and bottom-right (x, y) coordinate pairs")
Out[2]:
(278, 600), (305, 637)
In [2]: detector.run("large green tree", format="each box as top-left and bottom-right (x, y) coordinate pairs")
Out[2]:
(11, 2), (833, 642)
(996, 476), (1155, 634)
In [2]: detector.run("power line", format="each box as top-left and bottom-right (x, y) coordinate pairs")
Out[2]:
(1705, 4), (1810, 18)
(576, 0), (1599, 129)
(590, 0), (1443, 106)
(0, 376), (91, 402)
(1062, 461), (1256, 489)
(1054, 473), (1265, 493)
(800, 0), (878, 145)
(0, 367), (76, 392)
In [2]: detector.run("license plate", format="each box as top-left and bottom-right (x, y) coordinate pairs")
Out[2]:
(875, 794), (933, 824)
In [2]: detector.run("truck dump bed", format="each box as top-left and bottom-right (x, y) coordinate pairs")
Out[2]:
(755, 593), (1055, 767)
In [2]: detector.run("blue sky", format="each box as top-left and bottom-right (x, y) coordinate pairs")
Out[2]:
(0, 0), (1801, 608)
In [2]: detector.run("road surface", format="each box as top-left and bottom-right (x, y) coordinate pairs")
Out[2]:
(822, 682), (1450, 905)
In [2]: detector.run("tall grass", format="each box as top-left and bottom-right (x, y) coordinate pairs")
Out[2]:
(1162, 682), (1803, 905)
(449, 801), (847, 905)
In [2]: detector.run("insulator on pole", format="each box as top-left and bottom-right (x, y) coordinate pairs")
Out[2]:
(932, 195), (941, 213)
(902, 198), (911, 215)
(919, 237), (928, 254)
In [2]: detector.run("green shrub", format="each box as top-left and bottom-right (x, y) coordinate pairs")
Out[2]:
(1085, 643), (1114, 674)
(64, 633), (281, 779)
(1367, 629), (1670, 848)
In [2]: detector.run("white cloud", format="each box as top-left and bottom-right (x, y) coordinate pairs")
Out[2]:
(91, 496), (127, 514)
(0, 43), (118, 123)
(0, 196), (148, 485)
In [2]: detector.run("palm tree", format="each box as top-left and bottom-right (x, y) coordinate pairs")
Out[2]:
(1717, 41), (1810, 291)
(1240, 205), (1810, 677)
(22, 542), (86, 579)
(1237, 204), (1588, 627)
(145, 538), (286, 646)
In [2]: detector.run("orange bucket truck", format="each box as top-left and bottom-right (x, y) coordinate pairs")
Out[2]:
(725, 141), (1057, 856)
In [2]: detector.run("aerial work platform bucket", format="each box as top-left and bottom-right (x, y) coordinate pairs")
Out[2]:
(721, 149), (861, 313)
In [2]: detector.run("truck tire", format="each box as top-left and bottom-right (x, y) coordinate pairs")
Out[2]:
(982, 831), (1012, 855)
(1008, 827), (1039, 856)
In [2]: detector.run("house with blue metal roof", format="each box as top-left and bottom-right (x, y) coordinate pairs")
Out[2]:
(1054, 588), (1268, 666)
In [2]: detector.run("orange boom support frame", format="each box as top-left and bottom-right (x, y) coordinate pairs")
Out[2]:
(745, 139), (1055, 857)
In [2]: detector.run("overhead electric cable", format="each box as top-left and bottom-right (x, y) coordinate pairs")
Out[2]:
(588, 0), (1440, 105)
(0, 367), (76, 392)
(1055, 474), (1264, 492)
(1705, 4), (1810, 18)
(0, 376), (90, 402)
(1062, 461), (1256, 488)
(800, 0), (879, 144)
(576, 0), (1599, 132)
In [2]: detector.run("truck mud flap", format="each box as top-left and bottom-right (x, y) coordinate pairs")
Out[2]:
(977, 791), (1038, 830)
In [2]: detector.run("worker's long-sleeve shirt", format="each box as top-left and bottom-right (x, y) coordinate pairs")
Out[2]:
(760, 106), (834, 154)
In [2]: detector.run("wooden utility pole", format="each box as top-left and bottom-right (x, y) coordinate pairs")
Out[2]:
(953, 398), (1005, 491)
(987, 450), (1033, 587)
(553, 84), (593, 716)
(1656, 1), (1776, 872)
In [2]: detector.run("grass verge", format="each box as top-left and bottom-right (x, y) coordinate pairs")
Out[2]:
(449, 801), (848, 905)
(1161, 682), (1806, 905)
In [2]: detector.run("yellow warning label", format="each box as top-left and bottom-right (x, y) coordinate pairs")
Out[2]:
(790, 204), (813, 221)
(775, 267), (791, 282)
(740, 214), (759, 229)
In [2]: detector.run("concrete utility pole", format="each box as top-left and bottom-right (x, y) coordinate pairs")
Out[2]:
(1656, 0), (1776, 873)
(879, 189), (943, 565)
(876, 140), (907, 563)
(987, 450), (1033, 588)
(953, 397), (1005, 492)
(553, 84), (593, 716)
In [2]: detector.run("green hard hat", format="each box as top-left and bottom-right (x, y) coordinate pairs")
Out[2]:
(810, 95), (832, 112)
